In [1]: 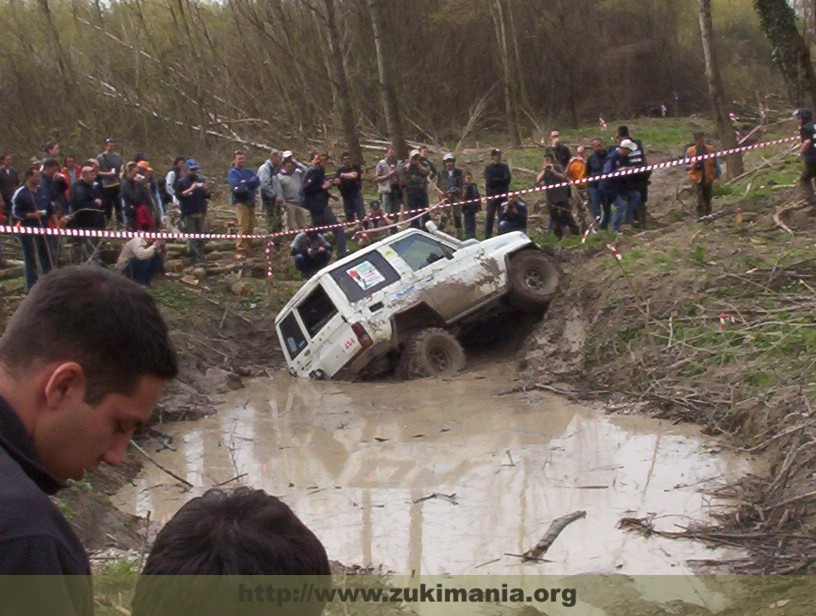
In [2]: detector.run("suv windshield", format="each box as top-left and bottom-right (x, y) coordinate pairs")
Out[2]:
(391, 235), (455, 271)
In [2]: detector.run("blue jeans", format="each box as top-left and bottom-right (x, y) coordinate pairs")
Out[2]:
(124, 253), (163, 286)
(343, 193), (366, 223)
(294, 250), (332, 278)
(18, 235), (53, 290)
(464, 210), (477, 239)
(611, 189), (642, 232)
(499, 220), (526, 235)
(588, 185), (611, 230)
(406, 191), (430, 229)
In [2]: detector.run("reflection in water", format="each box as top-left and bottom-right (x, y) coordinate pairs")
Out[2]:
(116, 367), (750, 575)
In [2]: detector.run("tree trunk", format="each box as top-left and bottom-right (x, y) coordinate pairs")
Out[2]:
(322, 0), (364, 165)
(754, 0), (816, 107)
(490, 0), (522, 147)
(699, 0), (744, 178)
(365, 0), (408, 159)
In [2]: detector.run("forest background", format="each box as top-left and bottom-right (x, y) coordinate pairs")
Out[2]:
(1, 0), (815, 166)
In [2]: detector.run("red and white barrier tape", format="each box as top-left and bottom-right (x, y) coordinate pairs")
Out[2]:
(606, 243), (623, 262)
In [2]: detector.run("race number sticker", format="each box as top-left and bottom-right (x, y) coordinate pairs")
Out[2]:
(346, 261), (386, 290)
(381, 247), (398, 260)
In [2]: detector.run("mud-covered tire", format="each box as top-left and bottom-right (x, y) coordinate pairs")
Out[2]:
(396, 328), (465, 379)
(508, 250), (560, 312)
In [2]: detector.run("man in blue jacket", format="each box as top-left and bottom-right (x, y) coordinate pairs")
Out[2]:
(586, 138), (610, 229)
(227, 150), (260, 258)
(12, 168), (53, 290)
(599, 139), (641, 234)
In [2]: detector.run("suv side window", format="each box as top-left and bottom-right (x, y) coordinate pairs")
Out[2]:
(297, 284), (338, 338)
(279, 312), (308, 359)
(391, 235), (455, 272)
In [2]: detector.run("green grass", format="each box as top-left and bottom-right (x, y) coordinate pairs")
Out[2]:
(150, 282), (197, 312)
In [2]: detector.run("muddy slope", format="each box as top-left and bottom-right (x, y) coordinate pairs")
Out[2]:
(518, 190), (816, 573)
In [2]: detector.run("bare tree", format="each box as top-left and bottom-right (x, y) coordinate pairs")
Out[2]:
(698, 0), (743, 177)
(365, 0), (408, 158)
(322, 0), (364, 164)
(754, 0), (816, 106)
(489, 0), (522, 147)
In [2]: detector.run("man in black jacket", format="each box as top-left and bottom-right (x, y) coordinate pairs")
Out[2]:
(617, 125), (651, 226)
(175, 159), (210, 263)
(0, 153), (20, 218)
(0, 266), (178, 614)
(302, 152), (346, 258)
(68, 166), (106, 262)
(484, 148), (511, 238)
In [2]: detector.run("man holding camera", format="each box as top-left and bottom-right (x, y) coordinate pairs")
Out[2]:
(497, 194), (528, 235)
(536, 154), (579, 240)
(227, 150), (260, 258)
(685, 132), (720, 219)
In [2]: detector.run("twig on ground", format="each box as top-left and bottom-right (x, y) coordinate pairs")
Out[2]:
(130, 440), (194, 488)
(520, 510), (586, 561)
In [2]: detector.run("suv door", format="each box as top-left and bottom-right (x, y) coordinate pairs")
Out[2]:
(390, 233), (502, 321)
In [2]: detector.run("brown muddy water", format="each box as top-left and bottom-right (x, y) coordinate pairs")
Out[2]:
(115, 365), (751, 576)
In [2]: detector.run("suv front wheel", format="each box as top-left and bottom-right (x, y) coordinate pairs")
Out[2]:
(397, 328), (466, 379)
(509, 250), (560, 312)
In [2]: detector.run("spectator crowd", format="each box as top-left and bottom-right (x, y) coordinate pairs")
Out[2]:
(0, 125), (727, 291)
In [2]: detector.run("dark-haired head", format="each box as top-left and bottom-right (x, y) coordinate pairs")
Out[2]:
(0, 265), (177, 403)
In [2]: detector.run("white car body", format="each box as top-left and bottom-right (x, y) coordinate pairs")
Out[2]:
(275, 223), (551, 379)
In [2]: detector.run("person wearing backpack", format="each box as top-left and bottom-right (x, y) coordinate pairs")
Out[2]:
(685, 131), (721, 219)
(162, 157), (185, 210)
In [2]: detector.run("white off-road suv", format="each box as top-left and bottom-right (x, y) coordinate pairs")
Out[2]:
(275, 223), (560, 380)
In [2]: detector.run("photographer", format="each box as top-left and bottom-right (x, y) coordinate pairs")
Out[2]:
(175, 159), (211, 263)
(290, 228), (332, 279)
(498, 194), (528, 235)
(684, 131), (720, 219)
(536, 154), (579, 240)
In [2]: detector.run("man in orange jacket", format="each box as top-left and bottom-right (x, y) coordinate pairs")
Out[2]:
(685, 132), (720, 219)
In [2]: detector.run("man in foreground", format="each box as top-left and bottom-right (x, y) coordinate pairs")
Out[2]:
(0, 266), (178, 613)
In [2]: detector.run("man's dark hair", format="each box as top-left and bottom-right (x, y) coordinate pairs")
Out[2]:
(173, 156), (185, 167)
(133, 488), (330, 616)
(617, 125), (631, 138)
(340, 150), (351, 158)
(693, 131), (706, 139)
(141, 487), (330, 576)
(24, 167), (38, 180)
(0, 266), (177, 404)
(42, 158), (60, 170)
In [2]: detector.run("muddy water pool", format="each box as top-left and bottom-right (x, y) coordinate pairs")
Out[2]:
(115, 366), (751, 575)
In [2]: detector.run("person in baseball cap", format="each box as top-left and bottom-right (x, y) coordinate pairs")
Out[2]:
(185, 158), (200, 170)
(618, 139), (637, 152)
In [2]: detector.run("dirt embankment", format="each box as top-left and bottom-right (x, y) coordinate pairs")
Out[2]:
(517, 186), (816, 573)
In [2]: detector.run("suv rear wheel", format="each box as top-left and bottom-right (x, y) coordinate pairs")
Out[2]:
(509, 250), (560, 312)
(397, 328), (465, 379)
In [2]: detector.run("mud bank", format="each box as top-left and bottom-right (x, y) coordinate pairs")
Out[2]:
(115, 365), (752, 575)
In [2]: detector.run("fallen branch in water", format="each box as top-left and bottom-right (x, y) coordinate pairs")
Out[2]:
(520, 510), (586, 561)
(130, 440), (193, 488)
